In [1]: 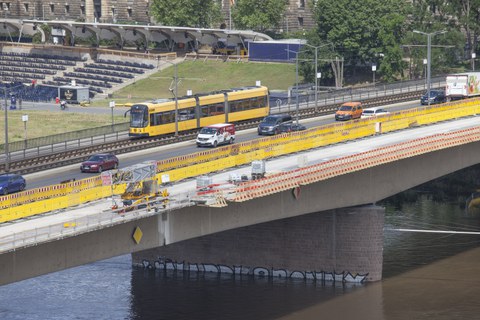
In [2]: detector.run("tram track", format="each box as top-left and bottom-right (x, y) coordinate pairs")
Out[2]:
(0, 89), (425, 175)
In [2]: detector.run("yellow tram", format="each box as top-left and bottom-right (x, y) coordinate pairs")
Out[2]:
(129, 86), (269, 137)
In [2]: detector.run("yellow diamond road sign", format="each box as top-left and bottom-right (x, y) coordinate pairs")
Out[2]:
(133, 227), (143, 244)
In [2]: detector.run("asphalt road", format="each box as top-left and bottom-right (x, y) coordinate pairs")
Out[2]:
(24, 100), (419, 189)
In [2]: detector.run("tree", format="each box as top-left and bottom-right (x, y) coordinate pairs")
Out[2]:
(150, 0), (223, 28)
(231, 0), (288, 32)
(311, 0), (409, 81)
(405, 0), (465, 77)
(440, 0), (480, 60)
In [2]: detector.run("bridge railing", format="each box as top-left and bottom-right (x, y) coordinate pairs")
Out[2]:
(231, 127), (480, 202)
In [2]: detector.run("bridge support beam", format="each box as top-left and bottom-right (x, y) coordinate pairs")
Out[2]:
(133, 205), (385, 282)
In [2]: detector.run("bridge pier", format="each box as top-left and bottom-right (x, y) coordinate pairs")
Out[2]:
(133, 205), (385, 282)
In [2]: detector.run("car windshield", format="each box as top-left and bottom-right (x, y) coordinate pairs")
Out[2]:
(428, 91), (441, 97)
(88, 155), (106, 162)
(339, 106), (353, 111)
(363, 110), (374, 114)
(0, 176), (9, 182)
(263, 117), (278, 124)
(200, 127), (217, 134)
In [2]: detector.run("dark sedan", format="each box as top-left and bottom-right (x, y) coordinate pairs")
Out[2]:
(80, 153), (119, 173)
(278, 122), (307, 133)
(0, 173), (26, 195)
(420, 90), (446, 105)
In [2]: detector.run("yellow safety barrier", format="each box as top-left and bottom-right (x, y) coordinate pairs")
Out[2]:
(2, 98), (480, 222)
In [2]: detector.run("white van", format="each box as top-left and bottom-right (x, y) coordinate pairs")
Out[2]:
(196, 123), (235, 147)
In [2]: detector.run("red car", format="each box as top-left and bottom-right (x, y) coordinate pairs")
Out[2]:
(80, 153), (119, 173)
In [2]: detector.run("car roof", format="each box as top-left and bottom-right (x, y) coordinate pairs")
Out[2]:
(91, 153), (115, 157)
(363, 107), (385, 111)
(341, 101), (362, 107)
(205, 123), (233, 128)
(0, 173), (21, 178)
(267, 114), (290, 118)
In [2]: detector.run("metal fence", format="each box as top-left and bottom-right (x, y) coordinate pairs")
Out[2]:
(0, 122), (129, 154)
(271, 76), (444, 111)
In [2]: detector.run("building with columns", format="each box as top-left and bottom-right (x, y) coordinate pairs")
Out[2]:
(0, 0), (314, 32)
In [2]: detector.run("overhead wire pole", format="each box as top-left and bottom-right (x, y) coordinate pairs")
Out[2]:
(174, 62), (178, 137)
(162, 58), (179, 136)
(3, 86), (9, 172)
(285, 49), (300, 126)
(413, 30), (446, 107)
(303, 42), (336, 109)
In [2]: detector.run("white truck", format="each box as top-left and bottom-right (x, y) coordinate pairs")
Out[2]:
(445, 72), (480, 101)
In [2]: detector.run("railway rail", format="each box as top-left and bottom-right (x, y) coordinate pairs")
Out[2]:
(0, 89), (426, 175)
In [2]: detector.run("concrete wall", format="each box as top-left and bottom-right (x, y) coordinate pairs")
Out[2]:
(0, 215), (163, 286)
(134, 206), (385, 282)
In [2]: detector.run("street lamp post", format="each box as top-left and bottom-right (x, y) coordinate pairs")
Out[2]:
(372, 64), (377, 87)
(173, 63), (178, 136)
(472, 52), (476, 71)
(22, 114), (28, 150)
(109, 101), (115, 132)
(413, 30), (446, 106)
(295, 50), (299, 126)
(423, 58), (428, 84)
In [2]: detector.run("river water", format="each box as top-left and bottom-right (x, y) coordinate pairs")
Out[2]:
(1, 165), (480, 320)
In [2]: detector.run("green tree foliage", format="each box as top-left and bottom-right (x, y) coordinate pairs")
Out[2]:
(311, 0), (409, 81)
(405, 0), (465, 77)
(231, 0), (288, 32)
(150, 0), (223, 28)
(440, 0), (480, 57)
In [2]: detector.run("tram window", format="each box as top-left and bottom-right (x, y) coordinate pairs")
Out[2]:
(212, 103), (224, 115)
(159, 110), (175, 124)
(230, 100), (240, 112)
(178, 107), (196, 121)
(150, 113), (163, 126)
(200, 103), (225, 117)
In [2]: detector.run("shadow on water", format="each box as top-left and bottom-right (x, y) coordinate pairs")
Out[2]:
(129, 269), (363, 320)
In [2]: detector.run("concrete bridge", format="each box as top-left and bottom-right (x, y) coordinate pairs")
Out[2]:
(0, 115), (479, 286)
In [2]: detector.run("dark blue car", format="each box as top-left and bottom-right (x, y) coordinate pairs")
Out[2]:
(420, 90), (446, 105)
(0, 173), (26, 195)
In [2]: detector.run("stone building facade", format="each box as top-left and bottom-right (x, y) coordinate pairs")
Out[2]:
(0, 0), (314, 32)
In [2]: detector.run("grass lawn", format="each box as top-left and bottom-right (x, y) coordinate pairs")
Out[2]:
(0, 110), (126, 143)
(103, 60), (298, 105)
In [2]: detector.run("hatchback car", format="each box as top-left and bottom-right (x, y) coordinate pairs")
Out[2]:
(420, 90), (446, 105)
(80, 153), (119, 173)
(278, 122), (307, 133)
(0, 173), (26, 195)
(361, 107), (390, 119)
(258, 114), (293, 135)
